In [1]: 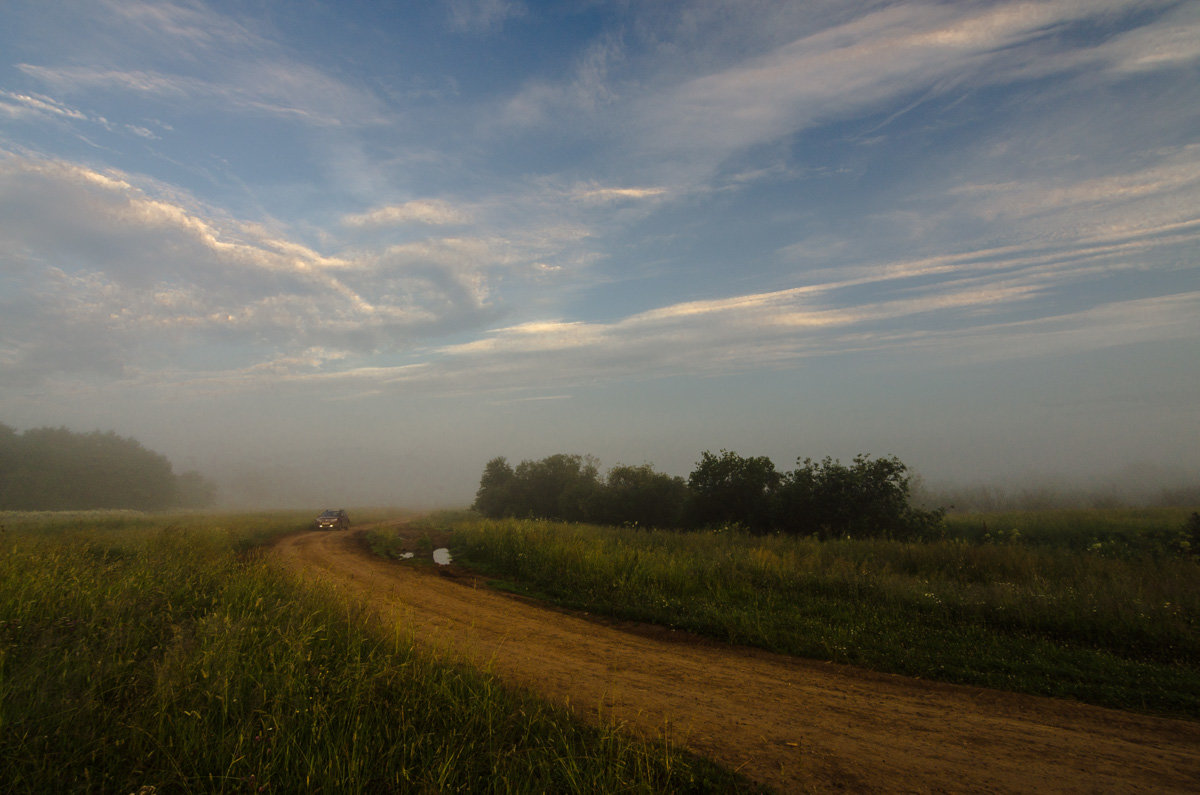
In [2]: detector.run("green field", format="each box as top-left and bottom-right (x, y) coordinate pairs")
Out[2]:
(0, 511), (752, 793)
(399, 506), (1200, 719)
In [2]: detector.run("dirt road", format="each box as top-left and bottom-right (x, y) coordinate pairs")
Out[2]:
(272, 529), (1200, 793)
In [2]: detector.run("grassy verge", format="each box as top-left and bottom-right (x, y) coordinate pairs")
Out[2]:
(405, 510), (1200, 719)
(941, 506), (1200, 555)
(0, 512), (754, 793)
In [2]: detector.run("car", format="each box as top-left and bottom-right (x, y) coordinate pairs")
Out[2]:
(314, 509), (350, 530)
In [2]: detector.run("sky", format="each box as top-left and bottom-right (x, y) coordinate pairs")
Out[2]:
(1, 0), (1198, 508)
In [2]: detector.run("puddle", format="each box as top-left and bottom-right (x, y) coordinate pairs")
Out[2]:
(432, 547), (452, 566)
(398, 552), (414, 559)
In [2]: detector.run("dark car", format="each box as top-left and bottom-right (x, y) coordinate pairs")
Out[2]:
(314, 509), (350, 530)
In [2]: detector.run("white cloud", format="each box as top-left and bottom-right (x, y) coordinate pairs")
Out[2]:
(0, 90), (87, 121)
(949, 144), (1200, 234)
(447, 0), (526, 34)
(431, 276), (1041, 376)
(14, 0), (387, 128)
(343, 199), (472, 227)
(603, 0), (1180, 186)
(19, 62), (383, 127)
(647, 3), (1034, 150)
(502, 36), (622, 126)
(0, 155), (505, 383)
(1094, 3), (1200, 73)
(569, 184), (669, 204)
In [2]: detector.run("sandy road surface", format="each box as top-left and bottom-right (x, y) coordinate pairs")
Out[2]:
(272, 529), (1200, 793)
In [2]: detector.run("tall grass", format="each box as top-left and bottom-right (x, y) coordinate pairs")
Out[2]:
(0, 513), (751, 793)
(941, 506), (1199, 554)
(427, 511), (1200, 718)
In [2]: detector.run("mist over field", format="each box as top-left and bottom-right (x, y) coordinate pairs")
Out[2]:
(1, 1), (1197, 509)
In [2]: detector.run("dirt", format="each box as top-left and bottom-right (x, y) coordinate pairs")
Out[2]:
(271, 527), (1200, 793)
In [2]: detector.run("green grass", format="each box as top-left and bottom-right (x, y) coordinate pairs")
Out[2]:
(409, 509), (1200, 719)
(941, 506), (1200, 555)
(0, 512), (754, 793)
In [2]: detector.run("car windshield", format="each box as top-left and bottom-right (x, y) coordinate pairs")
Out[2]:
(319, 511), (338, 518)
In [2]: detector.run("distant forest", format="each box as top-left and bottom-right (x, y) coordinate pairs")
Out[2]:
(0, 424), (216, 511)
(473, 451), (944, 540)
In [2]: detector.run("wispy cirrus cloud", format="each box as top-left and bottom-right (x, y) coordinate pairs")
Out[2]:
(569, 184), (669, 204)
(17, 61), (385, 127)
(610, 0), (1185, 183)
(947, 144), (1200, 235)
(13, 0), (387, 128)
(343, 199), (472, 228)
(0, 90), (88, 121)
(446, 0), (526, 34)
(346, 287), (1198, 397)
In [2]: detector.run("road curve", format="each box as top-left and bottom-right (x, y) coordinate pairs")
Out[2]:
(272, 529), (1200, 793)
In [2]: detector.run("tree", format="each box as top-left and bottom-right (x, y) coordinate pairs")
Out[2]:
(472, 456), (517, 518)
(512, 454), (601, 522)
(595, 464), (689, 529)
(0, 424), (218, 510)
(775, 454), (943, 540)
(686, 450), (780, 531)
(473, 454), (602, 522)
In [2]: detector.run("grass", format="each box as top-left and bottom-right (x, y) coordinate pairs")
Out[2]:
(404, 508), (1200, 720)
(0, 511), (754, 793)
(941, 506), (1200, 555)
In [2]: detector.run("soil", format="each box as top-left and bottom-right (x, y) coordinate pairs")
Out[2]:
(271, 527), (1200, 793)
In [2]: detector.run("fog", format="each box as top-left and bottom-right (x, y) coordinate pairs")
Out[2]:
(6, 348), (1195, 512)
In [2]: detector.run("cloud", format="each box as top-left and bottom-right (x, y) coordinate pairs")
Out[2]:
(644, 3), (1072, 156)
(342, 283), (1197, 397)
(423, 278), (1038, 383)
(948, 144), (1200, 237)
(471, 0), (1196, 206)
(13, 0), (387, 127)
(0, 155), (504, 384)
(0, 90), (87, 121)
(447, 0), (526, 34)
(3, 0), (1195, 408)
(343, 199), (472, 228)
(18, 62), (383, 127)
(569, 185), (669, 204)
(501, 36), (622, 126)
(1077, 2), (1200, 74)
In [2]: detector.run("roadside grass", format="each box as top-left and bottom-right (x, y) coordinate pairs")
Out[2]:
(0, 513), (755, 793)
(941, 506), (1200, 555)
(407, 509), (1200, 719)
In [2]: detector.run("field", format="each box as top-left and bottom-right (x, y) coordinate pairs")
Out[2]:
(399, 506), (1200, 719)
(4, 505), (1197, 792)
(0, 511), (751, 793)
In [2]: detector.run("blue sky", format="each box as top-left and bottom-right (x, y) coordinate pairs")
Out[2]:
(1, 0), (1197, 506)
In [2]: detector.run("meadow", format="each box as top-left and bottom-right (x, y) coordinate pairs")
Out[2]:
(0, 511), (752, 793)
(406, 506), (1200, 719)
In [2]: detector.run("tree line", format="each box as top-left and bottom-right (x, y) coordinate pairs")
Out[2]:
(0, 423), (217, 511)
(472, 450), (944, 540)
